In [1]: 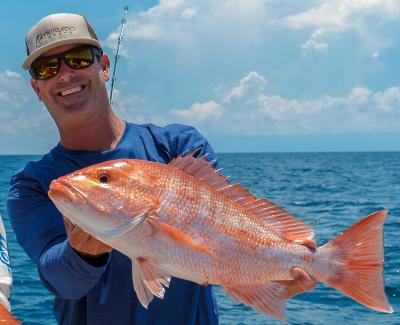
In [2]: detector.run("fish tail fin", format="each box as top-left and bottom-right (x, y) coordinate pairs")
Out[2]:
(317, 209), (393, 313)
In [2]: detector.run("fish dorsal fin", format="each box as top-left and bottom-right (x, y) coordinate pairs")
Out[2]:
(243, 198), (314, 242)
(169, 148), (231, 188)
(169, 150), (314, 242)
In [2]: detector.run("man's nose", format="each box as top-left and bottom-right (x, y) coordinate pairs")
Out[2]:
(56, 60), (77, 82)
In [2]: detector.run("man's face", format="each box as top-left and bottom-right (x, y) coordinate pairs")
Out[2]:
(30, 44), (110, 126)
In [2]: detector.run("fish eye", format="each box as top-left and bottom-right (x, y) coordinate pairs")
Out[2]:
(98, 172), (111, 184)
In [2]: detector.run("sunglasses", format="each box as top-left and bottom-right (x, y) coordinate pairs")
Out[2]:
(30, 46), (103, 80)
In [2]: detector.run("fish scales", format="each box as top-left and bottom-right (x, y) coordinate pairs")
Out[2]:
(48, 151), (393, 322)
(146, 163), (301, 284)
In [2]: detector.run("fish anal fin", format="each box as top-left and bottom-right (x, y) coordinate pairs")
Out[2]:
(224, 281), (305, 322)
(148, 218), (216, 258)
(132, 258), (171, 308)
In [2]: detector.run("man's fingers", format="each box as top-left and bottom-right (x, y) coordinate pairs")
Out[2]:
(303, 238), (317, 249)
(63, 217), (73, 233)
(63, 216), (112, 255)
(290, 267), (316, 292)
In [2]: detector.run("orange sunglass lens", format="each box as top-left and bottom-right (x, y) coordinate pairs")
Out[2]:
(33, 58), (59, 79)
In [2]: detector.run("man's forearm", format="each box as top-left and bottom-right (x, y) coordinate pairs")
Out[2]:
(38, 240), (110, 300)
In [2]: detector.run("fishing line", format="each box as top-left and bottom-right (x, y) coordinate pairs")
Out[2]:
(109, 5), (128, 104)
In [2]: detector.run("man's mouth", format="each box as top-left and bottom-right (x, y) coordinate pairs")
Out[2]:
(58, 85), (85, 97)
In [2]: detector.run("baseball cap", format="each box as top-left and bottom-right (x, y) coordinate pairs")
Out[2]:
(22, 13), (102, 70)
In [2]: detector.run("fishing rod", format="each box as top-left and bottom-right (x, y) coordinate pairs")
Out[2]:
(109, 5), (129, 104)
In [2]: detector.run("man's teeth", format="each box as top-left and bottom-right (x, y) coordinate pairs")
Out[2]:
(60, 86), (83, 96)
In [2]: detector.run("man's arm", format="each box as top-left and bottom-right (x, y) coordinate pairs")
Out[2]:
(7, 172), (109, 300)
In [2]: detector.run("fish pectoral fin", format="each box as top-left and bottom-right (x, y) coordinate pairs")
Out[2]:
(132, 257), (171, 308)
(224, 281), (302, 322)
(147, 218), (215, 258)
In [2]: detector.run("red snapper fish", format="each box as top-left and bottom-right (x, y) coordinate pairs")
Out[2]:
(48, 150), (393, 321)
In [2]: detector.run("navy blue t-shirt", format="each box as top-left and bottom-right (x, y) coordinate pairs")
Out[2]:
(7, 122), (219, 325)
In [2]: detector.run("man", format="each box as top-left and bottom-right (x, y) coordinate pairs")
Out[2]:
(7, 13), (316, 324)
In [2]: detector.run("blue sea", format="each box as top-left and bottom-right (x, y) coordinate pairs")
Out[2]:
(0, 152), (399, 324)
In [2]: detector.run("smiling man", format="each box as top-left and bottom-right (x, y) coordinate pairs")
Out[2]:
(7, 13), (316, 324)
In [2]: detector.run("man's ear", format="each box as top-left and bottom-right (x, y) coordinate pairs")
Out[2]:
(100, 54), (110, 81)
(30, 78), (43, 101)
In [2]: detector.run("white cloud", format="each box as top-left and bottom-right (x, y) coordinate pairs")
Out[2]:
(110, 0), (191, 43)
(169, 101), (222, 123)
(167, 71), (400, 135)
(106, 0), (274, 47)
(157, 0), (186, 10)
(4, 70), (21, 78)
(284, 0), (400, 30)
(102, 1), (400, 138)
(105, 0), (400, 92)
(0, 70), (30, 107)
(181, 8), (197, 20)
(125, 25), (163, 40)
(372, 51), (380, 59)
(224, 71), (267, 102)
(301, 39), (328, 54)
(284, 0), (400, 55)
(0, 70), (53, 135)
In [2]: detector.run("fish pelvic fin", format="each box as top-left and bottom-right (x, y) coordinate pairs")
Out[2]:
(318, 209), (393, 313)
(224, 280), (305, 322)
(132, 257), (171, 308)
(148, 217), (216, 258)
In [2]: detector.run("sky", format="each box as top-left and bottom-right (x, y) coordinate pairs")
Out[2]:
(1, 0), (400, 154)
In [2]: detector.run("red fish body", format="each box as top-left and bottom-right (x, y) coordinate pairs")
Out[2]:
(48, 151), (393, 321)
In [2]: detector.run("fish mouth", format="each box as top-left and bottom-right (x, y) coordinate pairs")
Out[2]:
(48, 179), (87, 204)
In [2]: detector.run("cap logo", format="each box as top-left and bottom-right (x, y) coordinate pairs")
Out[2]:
(35, 26), (76, 47)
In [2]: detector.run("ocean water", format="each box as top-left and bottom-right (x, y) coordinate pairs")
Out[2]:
(0, 152), (398, 325)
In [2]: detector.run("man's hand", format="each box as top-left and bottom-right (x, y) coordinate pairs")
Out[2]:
(301, 238), (317, 250)
(287, 238), (317, 296)
(289, 267), (316, 294)
(63, 217), (112, 257)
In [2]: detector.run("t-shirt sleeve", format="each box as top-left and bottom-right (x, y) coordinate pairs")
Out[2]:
(7, 171), (109, 299)
(173, 126), (218, 167)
